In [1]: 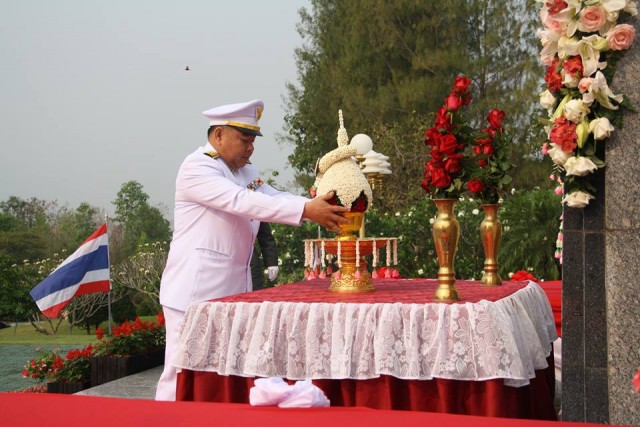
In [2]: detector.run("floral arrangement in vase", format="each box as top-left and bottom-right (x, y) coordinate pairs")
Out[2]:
(538, 0), (637, 208)
(421, 76), (474, 199)
(466, 109), (513, 204)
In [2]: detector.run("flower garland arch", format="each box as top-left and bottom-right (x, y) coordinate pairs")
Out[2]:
(538, 0), (637, 208)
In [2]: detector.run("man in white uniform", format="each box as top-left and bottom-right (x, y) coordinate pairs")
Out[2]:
(155, 99), (348, 400)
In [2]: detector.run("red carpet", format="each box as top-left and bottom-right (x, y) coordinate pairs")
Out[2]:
(0, 392), (618, 427)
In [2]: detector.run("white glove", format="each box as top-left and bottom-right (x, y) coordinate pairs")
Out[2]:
(268, 266), (279, 281)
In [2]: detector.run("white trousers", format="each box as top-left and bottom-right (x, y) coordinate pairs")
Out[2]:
(155, 305), (185, 401)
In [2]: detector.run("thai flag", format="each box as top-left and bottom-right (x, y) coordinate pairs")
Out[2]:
(30, 223), (111, 318)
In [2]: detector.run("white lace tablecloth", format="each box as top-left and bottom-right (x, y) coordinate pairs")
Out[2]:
(172, 281), (557, 387)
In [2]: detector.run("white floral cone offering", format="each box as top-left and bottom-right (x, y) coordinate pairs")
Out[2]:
(278, 379), (330, 408)
(249, 377), (293, 406)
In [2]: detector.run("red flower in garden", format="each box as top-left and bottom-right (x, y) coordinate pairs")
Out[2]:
(96, 326), (104, 340)
(510, 270), (538, 282)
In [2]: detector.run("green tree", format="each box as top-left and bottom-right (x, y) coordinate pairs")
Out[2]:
(284, 0), (545, 208)
(112, 181), (171, 258)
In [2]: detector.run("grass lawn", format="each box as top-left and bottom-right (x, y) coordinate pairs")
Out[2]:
(0, 315), (158, 345)
(0, 321), (100, 346)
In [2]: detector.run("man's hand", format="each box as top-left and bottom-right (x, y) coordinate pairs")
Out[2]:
(303, 192), (350, 232)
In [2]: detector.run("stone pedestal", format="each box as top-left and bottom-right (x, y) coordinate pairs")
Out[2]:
(561, 19), (640, 426)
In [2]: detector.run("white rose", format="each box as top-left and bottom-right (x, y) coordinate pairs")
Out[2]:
(539, 89), (557, 110)
(547, 143), (571, 166)
(564, 99), (590, 123)
(602, 0), (628, 14)
(563, 191), (594, 208)
(589, 117), (615, 140)
(564, 156), (598, 176)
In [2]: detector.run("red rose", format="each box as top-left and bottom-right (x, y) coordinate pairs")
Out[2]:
(430, 147), (443, 161)
(445, 93), (463, 111)
(430, 167), (451, 188)
(437, 133), (459, 154)
(482, 143), (495, 156)
(478, 159), (488, 168)
(487, 109), (506, 130)
(434, 107), (452, 131)
(452, 76), (472, 94)
(467, 178), (485, 193)
(473, 145), (483, 155)
(424, 126), (439, 146)
(476, 135), (493, 145)
(444, 155), (463, 174)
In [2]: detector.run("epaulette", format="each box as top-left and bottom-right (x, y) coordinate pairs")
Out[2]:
(204, 151), (220, 159)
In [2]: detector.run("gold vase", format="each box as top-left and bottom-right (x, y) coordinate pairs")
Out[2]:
(479, 204), (502, 286)
(432, 199), (460, 302)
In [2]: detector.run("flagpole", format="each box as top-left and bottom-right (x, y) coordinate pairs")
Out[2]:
(105, 214), (113, 335)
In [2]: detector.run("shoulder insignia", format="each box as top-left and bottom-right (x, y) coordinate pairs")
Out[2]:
(247, 178), (264, 191)
(204, 151), (220, 159)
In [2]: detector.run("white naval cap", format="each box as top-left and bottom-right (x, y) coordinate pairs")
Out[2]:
(202, 99), (264, 136)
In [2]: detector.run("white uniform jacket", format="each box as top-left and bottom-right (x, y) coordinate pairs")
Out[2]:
(159, 142), (308, 311)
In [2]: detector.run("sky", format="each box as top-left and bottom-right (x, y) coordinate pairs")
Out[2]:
(0, 0), (311, 218)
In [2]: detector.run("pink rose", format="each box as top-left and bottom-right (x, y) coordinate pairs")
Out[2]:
(578, 6), (607, 33)
(606, 24), (636, 51)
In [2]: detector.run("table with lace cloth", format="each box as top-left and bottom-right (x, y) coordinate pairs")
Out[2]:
(173, 279), (558, 419)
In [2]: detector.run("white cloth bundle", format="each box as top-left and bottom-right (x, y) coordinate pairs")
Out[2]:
(249, 377), (330, 408)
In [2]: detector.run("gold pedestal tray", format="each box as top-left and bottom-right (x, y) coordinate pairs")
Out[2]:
(309, 238), (394, 293)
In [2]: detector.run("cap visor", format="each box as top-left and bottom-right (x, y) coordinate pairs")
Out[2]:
(228, 125), (262, 137)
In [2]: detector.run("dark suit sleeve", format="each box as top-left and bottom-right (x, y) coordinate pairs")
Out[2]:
(256, 222), (278, 267)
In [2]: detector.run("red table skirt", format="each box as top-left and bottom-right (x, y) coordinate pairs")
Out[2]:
(176, 355), (556, 420)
